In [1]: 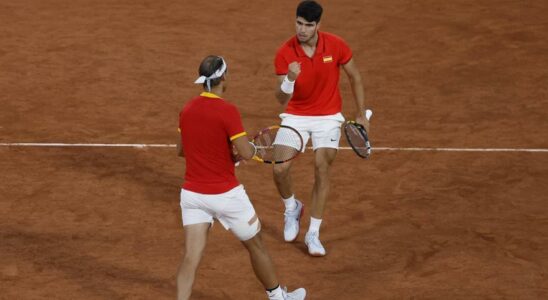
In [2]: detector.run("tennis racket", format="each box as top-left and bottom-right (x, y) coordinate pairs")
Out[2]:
(251, 125), (303, 164)
(344, 109), (373, 159)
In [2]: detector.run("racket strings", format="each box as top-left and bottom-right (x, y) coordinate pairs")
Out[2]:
(253, 127), (302, 163)
(345, 123), (370, 157)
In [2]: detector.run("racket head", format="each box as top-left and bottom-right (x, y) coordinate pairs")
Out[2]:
(251, 125), (303, 164)
(343, 121), (371, 159)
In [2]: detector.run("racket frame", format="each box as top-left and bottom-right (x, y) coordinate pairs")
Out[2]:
(251, 125), (303, 164)
(343, 121), (371, 159)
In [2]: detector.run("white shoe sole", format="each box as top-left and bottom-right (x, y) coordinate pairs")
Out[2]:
(308, 250), (326, 257)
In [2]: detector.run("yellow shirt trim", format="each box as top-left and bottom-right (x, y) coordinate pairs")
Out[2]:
(230, 132), (247, 141)
(200, 92), (221, 99)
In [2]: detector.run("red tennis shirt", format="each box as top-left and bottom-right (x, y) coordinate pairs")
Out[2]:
(275, 31), (353, 116)
(179, 92), (246, 194)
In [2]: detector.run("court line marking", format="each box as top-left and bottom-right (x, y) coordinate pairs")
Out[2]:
(0, 143), (547, 152)
(0, 143), (176, 148)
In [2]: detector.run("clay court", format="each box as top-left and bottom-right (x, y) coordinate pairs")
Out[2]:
(1, 0), (547, 299)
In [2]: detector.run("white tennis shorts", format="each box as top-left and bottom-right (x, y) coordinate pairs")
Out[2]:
(180, 185), (260, 241)
(279, 112), (345, 151)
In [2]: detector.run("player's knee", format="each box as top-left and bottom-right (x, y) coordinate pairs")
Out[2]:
(242, 230), (266, 252)
(273, 163), (291, 178)
(314, 162), (331, 176)
(182, 252), (202, 269)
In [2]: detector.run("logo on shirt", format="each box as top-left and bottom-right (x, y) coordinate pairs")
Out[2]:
(323, 55), (333, 63)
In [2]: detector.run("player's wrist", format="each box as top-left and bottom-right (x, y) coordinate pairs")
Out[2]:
(286, 73), (297, 82)
(280, 75), (295, 94)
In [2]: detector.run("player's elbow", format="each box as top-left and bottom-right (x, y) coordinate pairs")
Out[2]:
(275, 90), (290, 105)
(348, 71), (362, 84)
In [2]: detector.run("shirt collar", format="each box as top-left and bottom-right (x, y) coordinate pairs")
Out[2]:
(200, 92), (221, 99)
(293, 31), (325, 57)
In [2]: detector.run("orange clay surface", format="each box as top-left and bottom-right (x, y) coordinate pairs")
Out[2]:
(1, 1), (547, 299)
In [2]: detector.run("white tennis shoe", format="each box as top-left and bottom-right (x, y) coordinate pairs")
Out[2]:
(284, 200), (303, 242)
(305, 231), (326, 256)
(283, 287), (307, 300)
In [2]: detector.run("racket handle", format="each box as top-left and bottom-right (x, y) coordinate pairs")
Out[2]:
(365, 109), (373, 120)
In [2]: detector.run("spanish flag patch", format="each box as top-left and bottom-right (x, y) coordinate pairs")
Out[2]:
(323, 55), (333, 63)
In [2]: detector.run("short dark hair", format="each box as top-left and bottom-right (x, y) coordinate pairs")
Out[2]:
(296, 0), (323, 23)
(198, 55), (225, 90)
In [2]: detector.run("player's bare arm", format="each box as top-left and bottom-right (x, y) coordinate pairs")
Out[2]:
(342, 58), (370, 132)
(275, 62), (301, 105)
(232, 135), (256, 160)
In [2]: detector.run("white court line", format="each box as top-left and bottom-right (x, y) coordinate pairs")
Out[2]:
(0, 143), (175, 148)
(0, 143), (547, 152)
(373, 147), (548, 153)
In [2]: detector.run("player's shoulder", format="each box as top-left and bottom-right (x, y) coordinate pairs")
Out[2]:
(276, 36), (297, 56)
(181, 95), (201, 110)
(217, 98), (240, 113)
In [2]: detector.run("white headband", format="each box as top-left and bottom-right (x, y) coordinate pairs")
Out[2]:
(194, 57), (227, 91)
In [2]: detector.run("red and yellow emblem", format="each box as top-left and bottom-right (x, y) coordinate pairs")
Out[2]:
(322, 55), (333, 63)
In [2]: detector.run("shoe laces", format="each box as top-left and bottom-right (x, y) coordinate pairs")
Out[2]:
(284, 202), (301, 218)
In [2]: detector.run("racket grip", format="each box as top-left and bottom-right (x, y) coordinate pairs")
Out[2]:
(365, 109), (373, 120)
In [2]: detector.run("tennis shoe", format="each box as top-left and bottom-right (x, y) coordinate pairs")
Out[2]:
(305, 231), (326, 256)
(283, 287), (306, 300)
(284, 199), (303, 242)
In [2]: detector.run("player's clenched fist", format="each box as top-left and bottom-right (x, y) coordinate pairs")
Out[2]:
(287, 61), (301, 81)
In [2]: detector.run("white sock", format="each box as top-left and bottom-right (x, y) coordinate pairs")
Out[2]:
(266, 285), (284, 300)
(283, 195), (297, 211)
(308, 217), (322, 233)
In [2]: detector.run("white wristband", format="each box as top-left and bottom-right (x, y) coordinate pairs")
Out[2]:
(280, 75), (295, 94)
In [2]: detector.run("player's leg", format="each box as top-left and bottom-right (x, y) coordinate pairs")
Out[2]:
(310, 147), (337, 219)
(306, 117), (342, 256)
(273, 115), (310, 242)
(304, 147), (337, 256)
(273, 114), (309, 200)
(222, 186), (278, 289)
(177, 189), (214, 299)
(221, 185), (306, 299)
(274, 160), (305, 242)
(176, 222), (210, 300)
(242, 231), (279, 291)
(273, 160), (295, 200)
(241, 231), (305, 300)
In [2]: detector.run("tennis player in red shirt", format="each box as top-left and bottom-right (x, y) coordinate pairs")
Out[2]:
(176, 56), (306, 300)
(273, 1), (370, 256)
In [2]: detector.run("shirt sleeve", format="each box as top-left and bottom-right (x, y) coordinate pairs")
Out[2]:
(338, 38), (353, 65)
(274, 49), (289, 75)
(223, 104), (246, 141)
